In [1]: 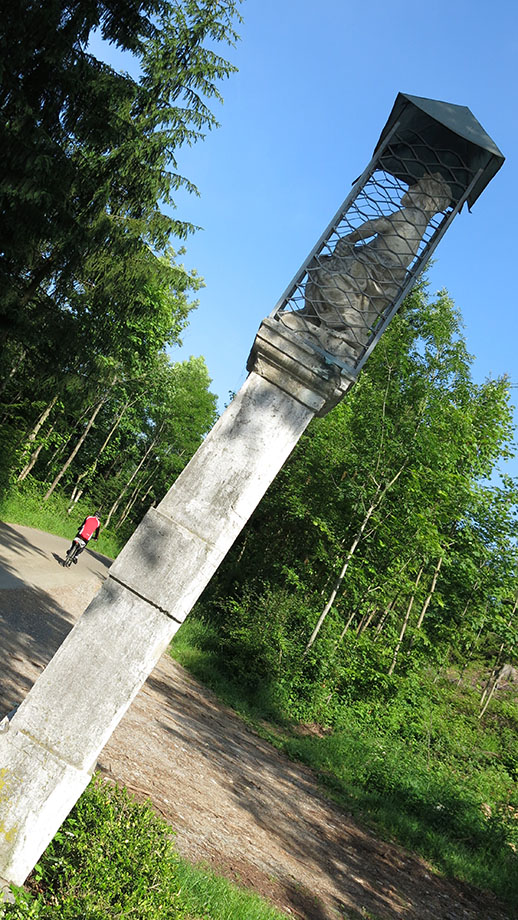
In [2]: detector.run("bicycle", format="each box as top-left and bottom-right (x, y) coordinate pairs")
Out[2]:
(63, 536), (87, 567)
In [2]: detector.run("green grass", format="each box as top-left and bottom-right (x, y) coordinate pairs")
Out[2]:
(280, 713), (518, 909)
(1, 778), (289, 920)
(0, 478), (122, 559)
(170, 617), (518, 916)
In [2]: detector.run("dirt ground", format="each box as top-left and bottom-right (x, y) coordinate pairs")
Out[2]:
(0, 522), (512, 920)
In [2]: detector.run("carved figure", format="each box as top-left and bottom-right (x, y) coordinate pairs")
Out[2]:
(281, 172), (452, 362)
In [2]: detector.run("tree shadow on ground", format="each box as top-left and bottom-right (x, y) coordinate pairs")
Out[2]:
(0, 582), (76, 713)
(0, 520), (50, 575)
(1, 521), (511, 920)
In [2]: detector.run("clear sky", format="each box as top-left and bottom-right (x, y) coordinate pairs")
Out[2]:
(94, 0), (518, 465)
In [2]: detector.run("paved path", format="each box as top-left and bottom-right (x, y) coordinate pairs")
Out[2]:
(0, 521), (111, 715)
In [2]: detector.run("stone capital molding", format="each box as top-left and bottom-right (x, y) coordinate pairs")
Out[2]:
(247, 316), (355, 416)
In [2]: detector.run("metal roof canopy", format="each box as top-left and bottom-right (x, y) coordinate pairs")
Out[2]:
(373, 93), (504, 208)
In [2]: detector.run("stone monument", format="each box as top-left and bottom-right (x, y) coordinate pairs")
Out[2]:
(0, 94), (504, 896)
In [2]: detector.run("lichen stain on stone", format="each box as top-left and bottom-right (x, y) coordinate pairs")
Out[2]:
(0, 770), (16, 843)
(0, 823), (15, 844)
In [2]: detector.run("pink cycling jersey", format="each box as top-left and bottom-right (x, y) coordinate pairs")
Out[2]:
(78, 516), (100, 541)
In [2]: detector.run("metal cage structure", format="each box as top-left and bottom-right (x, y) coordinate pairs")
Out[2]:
(260, 93), (504, 386)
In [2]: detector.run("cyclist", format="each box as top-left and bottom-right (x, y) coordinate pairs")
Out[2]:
(66, 512), (101, 563)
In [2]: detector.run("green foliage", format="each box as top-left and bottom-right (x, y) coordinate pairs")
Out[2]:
(0, 349), (218, 541)
(0, 0), (235, 542)
(199, 283), (517, 700)
(170, 283), (518, 910)
(0, 0), (241, 342)
(281, 678), (518, 909)
(2, 777), (287, 919)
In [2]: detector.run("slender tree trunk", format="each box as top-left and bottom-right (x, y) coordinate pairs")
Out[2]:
(414, 555), (443, 632)
(17, 426), (55, 482)
(479, 675), (501, 719)
(373, 563), (417, 637)
(67, 398), (132, 509)
(25, 395), (58, 444)
(336, 606), (360, 646)
(96, 398), (131, 457)
(373, 562), (418, 640)
(139, 483), (154, 505)
(235, 531), (249, 566)
(116, 492), (140, 529)
(388, 564), (424, 676)
(480, 644), (505, 710)
(356, 610), (369, 635)
(305, 510), (376, 653)
(479, 598), (518, 716)
(479, 602), (518, 717)
(44, 399), (100, 472)
(357, 605), (376, 636)
(456, 609), (486, 686)
(44, 396), (106, 500)
(0, 348), (26, 395)
(374, 597), (396, 637)
(116, 484), (150, 529)
(17, 396), (59, 481)
(305, 463), (407, 653)
(103, 452), (126, 481)
(115, 464), (157, 529)
(104, 430), (161, 529)
(67, 487), (84, 512)
(479, 650), (508, 720)
(45, 423), (83, 472)
(18, 445), (44, 483)
(45, 439), (68, 473)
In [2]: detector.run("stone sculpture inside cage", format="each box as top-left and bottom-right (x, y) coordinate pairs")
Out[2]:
(280, 171), (452, 364)
(263, 93), (505, 384)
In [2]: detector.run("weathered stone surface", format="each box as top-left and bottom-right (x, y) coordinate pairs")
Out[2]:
(8, 578), (177, 770)
(0, 578), (181, 883)
(0, 728), (92, 885)
(247, 318), (354, 415)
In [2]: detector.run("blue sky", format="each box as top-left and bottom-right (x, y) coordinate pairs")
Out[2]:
(93, 0), (517, 464)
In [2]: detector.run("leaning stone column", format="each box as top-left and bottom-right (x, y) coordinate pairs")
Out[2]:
(0, 92), (504, 893)
(0, 323), (351, 889)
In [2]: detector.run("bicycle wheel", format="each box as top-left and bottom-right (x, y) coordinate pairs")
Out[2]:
(64, 544), (78, 567)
